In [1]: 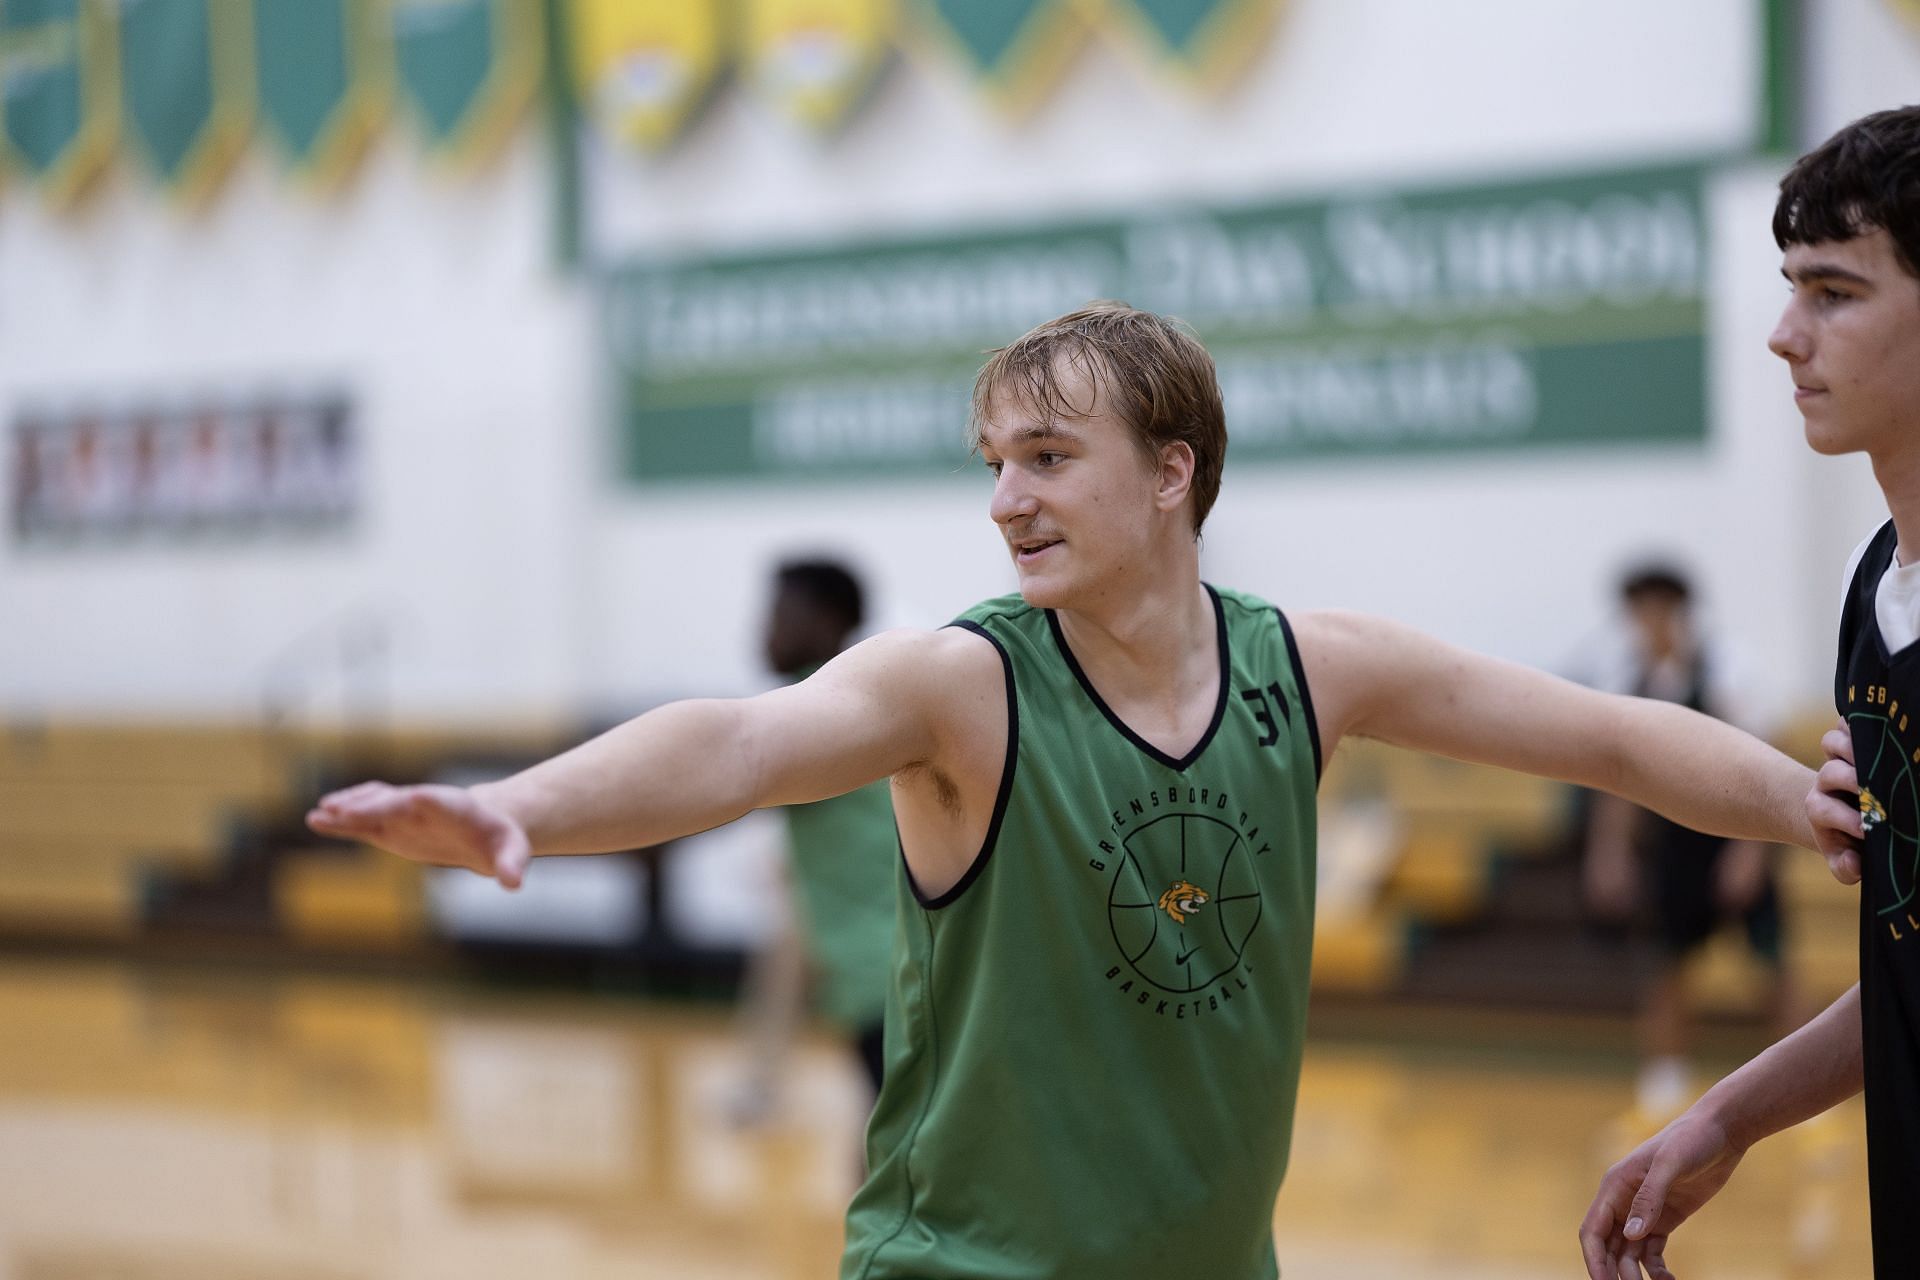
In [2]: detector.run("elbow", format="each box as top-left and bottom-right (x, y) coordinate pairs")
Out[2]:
(717, 701), (771, 813)
(1588, 698), (1643, 797)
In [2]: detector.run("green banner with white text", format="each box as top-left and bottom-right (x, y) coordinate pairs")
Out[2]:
(605, 162), (1711, 485)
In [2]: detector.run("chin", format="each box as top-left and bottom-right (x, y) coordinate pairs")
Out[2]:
(1015, 569), (1076, 610)
(1017, 580), (1066, 609)
(1802, 418), (1859, 456)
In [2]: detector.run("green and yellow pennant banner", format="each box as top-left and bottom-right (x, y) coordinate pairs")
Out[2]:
(912, 0), (1082, 114)
(252, 0), (382, 188)
(568, 0), (725, 153)
(1096, 0), (1278, 88)
(1, 0), (1306, 206)
(743, 0), (893, 135)
(116, 0), (252, 203)
(0, 0), (116, 206)
(392, 0), (540, 172)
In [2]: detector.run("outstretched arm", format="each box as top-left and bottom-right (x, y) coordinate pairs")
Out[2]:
(307, 629), (962, 887)
(1578, 984), (1863, 1279)
(1292, 610), (1817, 850)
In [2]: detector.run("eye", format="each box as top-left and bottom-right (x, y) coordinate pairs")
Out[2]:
(984, 459), (1003, 477)
(1037, 451), (1066, 467)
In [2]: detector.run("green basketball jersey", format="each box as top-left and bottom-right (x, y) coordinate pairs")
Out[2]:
(841, 585), (1321, 1280)
(785, 778), (897, 1030)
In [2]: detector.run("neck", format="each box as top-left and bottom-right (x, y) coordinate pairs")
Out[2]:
(1873, 449), (1920, 566)
(1053, 549), (1210, 681)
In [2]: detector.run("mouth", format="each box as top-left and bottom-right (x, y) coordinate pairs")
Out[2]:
(1011, 537), (1062, 565)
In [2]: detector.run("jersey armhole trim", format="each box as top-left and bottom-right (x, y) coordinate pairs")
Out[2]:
(913, 620), (1019, 910)
(1838, 519), (1901, 712)
(1276, 608), (1322, 780)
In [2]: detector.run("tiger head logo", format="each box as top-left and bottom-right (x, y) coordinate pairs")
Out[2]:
(1158, 880), (1210, 925)
(1862, 786), (1888, 834)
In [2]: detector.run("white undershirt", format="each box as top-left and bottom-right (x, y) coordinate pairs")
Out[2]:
(1842, 525), (1920, 654)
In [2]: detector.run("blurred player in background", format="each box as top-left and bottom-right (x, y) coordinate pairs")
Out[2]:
(732, 560), (895, 1116)
(1583, 104), (1920, 1280)
(1581, 564), (1804, 1119)
(311, 303), (1835, 1280)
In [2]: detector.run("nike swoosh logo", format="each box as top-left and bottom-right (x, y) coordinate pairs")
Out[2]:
(1176, 945), (1197, 965)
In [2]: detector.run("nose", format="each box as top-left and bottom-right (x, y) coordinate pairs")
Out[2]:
(990, 464), (1038, 527)
(1768, 298), (1809, 365)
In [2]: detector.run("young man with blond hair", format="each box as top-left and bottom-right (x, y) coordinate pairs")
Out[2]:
(315, 302), (1834, 1280)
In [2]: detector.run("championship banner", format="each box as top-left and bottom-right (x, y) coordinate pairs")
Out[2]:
(392, 0), (541, 172)
(743, 0), (893, 135)
(0, 0), (115, 206)
(1098, 0), (1278, 87)
(911, 0), (1082, 113)
(9, 391), (360, 547)
(604, 163), (1711, 484)
(568, 0), (724, 153)
(253, 0), (382, 188)
(116, 0), (250, 202)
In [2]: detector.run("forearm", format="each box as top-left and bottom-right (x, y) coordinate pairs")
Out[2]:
(1698, 983), (1864, 1152)
(1607, 699), (1818, 849)
(475, 699), (762, 856)
(1310, 614), (1820, 853)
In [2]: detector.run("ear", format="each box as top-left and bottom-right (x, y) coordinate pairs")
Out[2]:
(1153, 441), (1196, 517)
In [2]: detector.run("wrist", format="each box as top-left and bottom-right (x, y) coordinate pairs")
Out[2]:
(472, 777), (543, 855)
(1694, 1079), (1758, 1154)
(1789, 765), (1820, 849)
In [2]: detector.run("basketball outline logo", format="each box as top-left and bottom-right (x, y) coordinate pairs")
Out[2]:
(1108, 811), (1262, 993)
(1849, 692), (1920, 932)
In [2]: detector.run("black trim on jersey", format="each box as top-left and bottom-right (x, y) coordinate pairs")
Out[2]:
(1837, 520), (1904, 712)
(1044, 584), (1231, 773)
(1276, 608), (1322, 779)
(912, 620), (1019, 910)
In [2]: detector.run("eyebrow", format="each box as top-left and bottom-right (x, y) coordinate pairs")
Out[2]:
(1782, 263), (1875, 288)
(1007, 421), (1081, 444)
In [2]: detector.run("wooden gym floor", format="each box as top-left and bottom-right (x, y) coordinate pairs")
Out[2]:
(0, 955), (1872, 1279)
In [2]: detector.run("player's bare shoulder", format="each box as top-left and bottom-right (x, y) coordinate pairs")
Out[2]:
(806, 625), (1006, 759)
(921, 623), (1009, 729)
(855, 626), (1005, 742)
(823, 626), (999, 701)
(840, 626), (1008, 819)
(1282, 609), (1420, 751)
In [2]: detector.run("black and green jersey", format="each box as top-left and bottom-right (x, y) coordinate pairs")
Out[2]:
(842, 585), (1321, 1280)
(786, 778), (897, 1030)
(1837, 518), (1920, 1275)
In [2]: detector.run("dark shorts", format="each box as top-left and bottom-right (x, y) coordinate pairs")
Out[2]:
(1647, 825), (1784, 962)
(852, 1018), (885, 1092)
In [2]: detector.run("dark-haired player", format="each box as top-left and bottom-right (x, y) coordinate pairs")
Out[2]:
(1582, 104), (1920, 1280)
(765, 558), (895, 1094)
